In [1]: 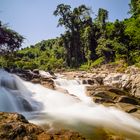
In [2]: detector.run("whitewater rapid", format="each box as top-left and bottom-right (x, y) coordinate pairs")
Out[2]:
(0, 69), (140, 139)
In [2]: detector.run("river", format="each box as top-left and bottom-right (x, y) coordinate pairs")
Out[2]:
(0, 69), (140, 140)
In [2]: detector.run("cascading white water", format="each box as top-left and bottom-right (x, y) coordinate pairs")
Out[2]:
(1, 69), (140, 139)
(0, 69), (41, 112)
(54, 78), (93, 104)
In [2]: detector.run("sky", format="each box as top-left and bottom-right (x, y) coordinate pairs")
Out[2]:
(0, 0), (130, 47)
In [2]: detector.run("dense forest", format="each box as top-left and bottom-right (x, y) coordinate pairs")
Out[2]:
(0, 0), (140, 71)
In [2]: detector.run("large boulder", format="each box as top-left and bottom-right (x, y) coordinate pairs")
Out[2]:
(85, 85), (140, 119)
(86, 86), (127, 97)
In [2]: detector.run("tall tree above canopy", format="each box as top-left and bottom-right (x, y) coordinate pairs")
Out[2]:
(0, 21), (24, 55)
(53, 4), (72, 30)
(53, 4), (91, 32)
(54, 4), (92, 67)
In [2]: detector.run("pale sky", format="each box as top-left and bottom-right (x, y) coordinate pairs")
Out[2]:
(0, 0), (130, 47)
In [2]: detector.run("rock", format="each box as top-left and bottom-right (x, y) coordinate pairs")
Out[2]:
(95, 76), (104, 85)
(30, 76), (55, 89)
(116, 103), (138, 113)
(33, 69), (40, 74)
(0, 112), (86, 140)
(131, 109), (140, 119)
(86, 86), (127, 97)
(41, 77), (55, 89)
(82, 79), (88, 84)
(103, 73), (123, 88)
(131, 74), (140, 98)
(125, 65), (140, 75)
(20, 98), (33, 111)
(116, 96), (139, 105)
(85, 85), (140, 118)
(31, 78), (41, 84)
(82, 79), (95, 85)
(107, 88), (128, 96)
(93, 97), (114, 104)
(15, 69), (40, 81)
(39, 70), (56, 79)
(86, 86), (123, 104)
(93, 91), (116, 103)
(85, 86), (97, 96)
(43, 129), (86, 140)
(82, 77), (103, 85)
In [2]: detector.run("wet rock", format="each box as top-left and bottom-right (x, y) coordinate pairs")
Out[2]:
(21, 98), (33, 111)
(82, 79), (95, 85)
(95, 76), (104, 85)
(131, 109), (140, 119)
(41, 77), (55, 89)
(116, 96), (139, 105)
(116, 103), (138, 113)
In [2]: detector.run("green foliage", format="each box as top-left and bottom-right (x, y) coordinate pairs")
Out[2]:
(54, 4), (92, 67)
(0, 21), (24, 55)
(79, 57), (104, 71)
(91, 57), (104, 67)
(0, 21), (24, 68)
(97, 8), (108, 29)
(3, 2), (140, 70)
(79, 63), (90, 71)
(15, 38), (65, 70)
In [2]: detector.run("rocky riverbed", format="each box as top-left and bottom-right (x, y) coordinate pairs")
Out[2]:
(10, 65), (140, 120)
(60, 65), (140, 120)
(1, 65), (140, 140)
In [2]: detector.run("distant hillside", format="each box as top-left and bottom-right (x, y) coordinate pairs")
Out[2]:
(15, 38), (65, 70)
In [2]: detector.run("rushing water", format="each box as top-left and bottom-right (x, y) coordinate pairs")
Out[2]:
(0, 69), (140, 139)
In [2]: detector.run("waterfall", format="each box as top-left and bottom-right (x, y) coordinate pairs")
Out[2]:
(54, 78), (93, 104)
(0, 69), (140, 139)
(0, 69), (41, 112)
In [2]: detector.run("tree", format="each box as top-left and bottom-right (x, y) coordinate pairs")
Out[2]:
(129, 0), (140, 16)
(0, 21), (24, 55)
(0, 21), (24, 68)
(54, 4), (92, 67)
